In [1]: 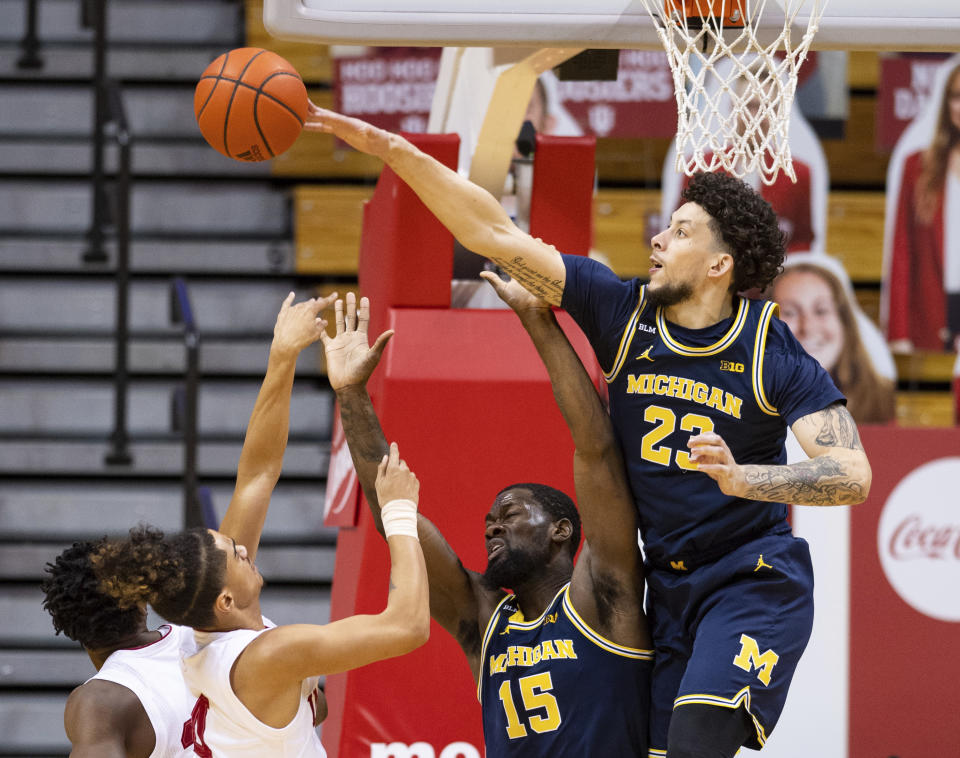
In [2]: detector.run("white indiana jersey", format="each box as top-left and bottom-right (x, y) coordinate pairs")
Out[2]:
(181, 622), (326, 758)
(89, 624), (194, 758)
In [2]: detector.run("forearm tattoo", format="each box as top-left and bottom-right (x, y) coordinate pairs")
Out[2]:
(492, 256), (564, 303)
(742, 457), (866, 505)
(337, 389), (388, 464)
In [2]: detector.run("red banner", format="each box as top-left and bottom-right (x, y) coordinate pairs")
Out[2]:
(557, 50), (677, 138)
(876, 53), (952, 151)
(333, 48), (677, 139)
(849, 427), (960, 758)
(334, 48), (443, 134)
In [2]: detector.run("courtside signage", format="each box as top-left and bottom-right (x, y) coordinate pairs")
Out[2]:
(877, 457), (960, 622)
(371, 742), (480, 758)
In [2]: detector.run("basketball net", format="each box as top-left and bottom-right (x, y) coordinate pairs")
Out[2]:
(637, 0), (827, 184)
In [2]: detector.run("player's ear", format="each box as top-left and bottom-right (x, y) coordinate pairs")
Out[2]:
(708, 252), (734, 280)
(551, 518), (573, 545)
(215, 589), (233, 615)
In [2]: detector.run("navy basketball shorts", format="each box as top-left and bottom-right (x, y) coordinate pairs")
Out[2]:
(644, 529), (815, 756)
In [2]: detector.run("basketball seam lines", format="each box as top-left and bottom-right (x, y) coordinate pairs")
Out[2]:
(253, 71), (308, 157)
(195, 51), (231, 122)
(223, 49), (267, 160)
(197, 73), (305, 123)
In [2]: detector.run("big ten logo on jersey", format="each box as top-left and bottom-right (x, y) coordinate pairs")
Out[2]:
(370, 741), (480, 758)
(732, 633), (780, 686)
(719, 359), (744, 373)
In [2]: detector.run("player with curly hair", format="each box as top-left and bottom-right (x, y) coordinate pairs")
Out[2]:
(303, 109), (873, 758)
(42, 537), (193, 758)
(41, 291), (346, 758)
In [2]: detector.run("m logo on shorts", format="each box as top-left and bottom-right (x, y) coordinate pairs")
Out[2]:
(732, 633), (779, 686)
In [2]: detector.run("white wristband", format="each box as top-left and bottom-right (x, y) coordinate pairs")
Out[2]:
(380, 499), (419, 539)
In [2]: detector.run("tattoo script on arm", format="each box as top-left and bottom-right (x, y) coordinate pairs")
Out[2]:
(490, 256), (564, 304)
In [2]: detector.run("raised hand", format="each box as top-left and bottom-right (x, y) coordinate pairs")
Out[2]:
(319, 292), (394, 392)
(375, 442), (420, 507)
(303, 102), (393, 159)
(272, 291), (337, 358)
(479, 270), (551, 316)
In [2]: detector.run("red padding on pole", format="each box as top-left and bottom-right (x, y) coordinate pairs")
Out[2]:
(358, 133), (460, 315)
(529, 135), (596, 256)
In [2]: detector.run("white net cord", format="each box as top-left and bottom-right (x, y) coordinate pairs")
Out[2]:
(639, 0), (828, 184)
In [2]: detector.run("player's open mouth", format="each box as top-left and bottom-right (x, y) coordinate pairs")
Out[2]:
(487, 541), (505, 559)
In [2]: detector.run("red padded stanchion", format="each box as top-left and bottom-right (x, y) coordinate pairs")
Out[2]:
(357, 133), (460, 325)
(529, 135), (596, 255)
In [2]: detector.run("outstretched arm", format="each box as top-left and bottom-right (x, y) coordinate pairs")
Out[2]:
(482, 273), (647, 648)
(320, 294), (498, 678)
(690, 402), (872, 505)
(234, 444), (429, 728)
(218, 292), (335, 560)
(305, 107), (567, 305)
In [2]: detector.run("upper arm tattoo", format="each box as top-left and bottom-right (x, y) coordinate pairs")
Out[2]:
(804, 403), (862, 450)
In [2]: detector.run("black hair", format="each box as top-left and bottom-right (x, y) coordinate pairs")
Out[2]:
(41, 539), (145, 649)
(497, 483), (582, 558)
(92, 525), (226, 629)
(681, 171), (786, 292)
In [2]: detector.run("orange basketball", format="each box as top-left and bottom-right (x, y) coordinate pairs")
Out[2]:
(194, 48), (308, 162)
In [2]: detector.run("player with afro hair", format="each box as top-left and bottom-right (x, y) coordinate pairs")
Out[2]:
(42, 538), (146, 651)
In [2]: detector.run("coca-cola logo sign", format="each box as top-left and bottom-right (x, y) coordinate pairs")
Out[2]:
(877, 458), (960, 622)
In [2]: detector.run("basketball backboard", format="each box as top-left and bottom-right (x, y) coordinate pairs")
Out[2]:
(264, 0), (960, 51)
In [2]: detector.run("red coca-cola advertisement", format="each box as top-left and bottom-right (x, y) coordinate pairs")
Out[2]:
(849, 428), (960, 758)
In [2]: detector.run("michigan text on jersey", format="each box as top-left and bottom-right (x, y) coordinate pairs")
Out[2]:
(488, 640), (577, 675)
(625, 373), (743, 419)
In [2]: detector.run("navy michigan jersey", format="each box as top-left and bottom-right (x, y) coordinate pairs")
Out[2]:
(479, 585), (652, 757)
(561, 255), (844, 568)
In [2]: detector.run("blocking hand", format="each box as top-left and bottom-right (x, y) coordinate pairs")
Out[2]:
(304, 102), (393, 159)
(479, 270), (551, 316)
(319, 292), (394, 392)
(272, 291), (337, 358)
